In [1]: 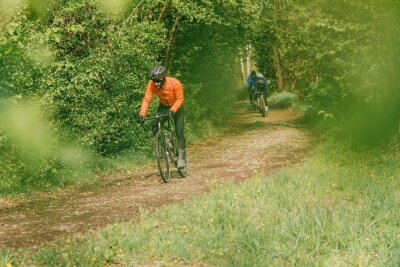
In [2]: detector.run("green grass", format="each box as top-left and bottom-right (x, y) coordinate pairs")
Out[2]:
(1, 142), (399, 266)
(268, 91), (298, 109)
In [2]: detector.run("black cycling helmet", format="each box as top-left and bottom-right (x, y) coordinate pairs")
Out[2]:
(150, 66), (167, 81)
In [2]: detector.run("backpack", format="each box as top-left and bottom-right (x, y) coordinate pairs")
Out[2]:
(256, 73), (266, 91)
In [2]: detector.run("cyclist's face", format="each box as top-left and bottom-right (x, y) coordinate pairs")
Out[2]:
(153, 76), (165, 89)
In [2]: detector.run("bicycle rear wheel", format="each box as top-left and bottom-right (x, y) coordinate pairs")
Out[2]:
(155, 132), (170, 183)
(260, 95), (266, 117)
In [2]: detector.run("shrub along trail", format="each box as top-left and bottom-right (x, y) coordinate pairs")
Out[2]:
(0, 102), (313, 249)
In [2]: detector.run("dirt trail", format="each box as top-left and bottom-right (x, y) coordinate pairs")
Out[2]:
(0, 102), (313, 249)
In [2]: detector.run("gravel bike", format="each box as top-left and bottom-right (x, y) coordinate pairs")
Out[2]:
(252, 88), (268, 117)
(139, 113), (187, 183)
(255, 90), (267, 117)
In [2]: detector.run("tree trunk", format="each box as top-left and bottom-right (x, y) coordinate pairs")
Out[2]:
(273, 46), (284, 91)
(158, 2), (169, 22)
(290, 77), (297, 91)
(246, 44), (251, 76)
(164, 16), (180, 72)
(240, 57), (246, 86)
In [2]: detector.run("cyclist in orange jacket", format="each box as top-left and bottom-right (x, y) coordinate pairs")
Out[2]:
(138, 66), (187, 169)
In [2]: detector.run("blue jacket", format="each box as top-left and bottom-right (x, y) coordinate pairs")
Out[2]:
(248, 72), (268, 92)
(247, 74), (256, 88)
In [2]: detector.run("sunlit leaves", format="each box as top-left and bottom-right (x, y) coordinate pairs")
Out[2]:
(0, 99), (55, 157)
(98, 0), (130, 16)
(0, 0), (24, 23)
(0, 99), (97, 193)
(26, 43), (55, 66)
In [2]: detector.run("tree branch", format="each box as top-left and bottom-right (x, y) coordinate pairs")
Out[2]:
(124, 0), (146, 25)
(158, 2), (169, 22)
(164, 16), (180, 71)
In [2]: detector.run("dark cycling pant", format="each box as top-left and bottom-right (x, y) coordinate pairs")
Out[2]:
(152, 104), (186, 150)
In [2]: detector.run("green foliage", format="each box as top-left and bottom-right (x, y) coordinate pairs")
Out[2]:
(40, 21), (166, 155)
(250, 0), (400, 146)
(0, 0), (252, 193)
(173, 22), (243, 128)
(0, 100), (102, 195)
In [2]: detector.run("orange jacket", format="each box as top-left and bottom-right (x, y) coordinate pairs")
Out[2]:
(139, 77), (184, 116)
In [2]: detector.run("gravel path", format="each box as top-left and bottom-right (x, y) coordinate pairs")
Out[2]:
(0, 102), (313, 249)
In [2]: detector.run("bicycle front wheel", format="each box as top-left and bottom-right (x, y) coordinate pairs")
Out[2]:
(155, 132), (170, 183)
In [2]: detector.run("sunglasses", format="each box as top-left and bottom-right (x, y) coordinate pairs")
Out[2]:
(153, 78), (164, 83)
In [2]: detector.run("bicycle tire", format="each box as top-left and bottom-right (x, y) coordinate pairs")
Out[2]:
(155, 132), (170, 183)
(260, 94), (266, 117)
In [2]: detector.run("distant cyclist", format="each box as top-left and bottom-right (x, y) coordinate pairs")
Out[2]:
(255, 72), (269, 114)
(138, 66), (187, 169)
(247, 70), (257, 105)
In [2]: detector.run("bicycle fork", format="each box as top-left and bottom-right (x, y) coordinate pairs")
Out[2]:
(165, 136), (177, 164)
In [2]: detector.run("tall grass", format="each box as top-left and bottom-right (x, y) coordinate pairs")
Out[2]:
(1, 141), (399, 266)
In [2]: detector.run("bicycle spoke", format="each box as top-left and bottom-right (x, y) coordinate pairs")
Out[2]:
(155, 132), (170, 183)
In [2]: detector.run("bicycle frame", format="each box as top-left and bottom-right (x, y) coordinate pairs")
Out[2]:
(152, 115), (176, 163)
(140, 114), (175, 147)
(138, 112), (186, 181)
(253, 89), (267, 117)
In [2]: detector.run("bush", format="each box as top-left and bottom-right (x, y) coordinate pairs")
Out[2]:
(268, 91), (298, 109)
